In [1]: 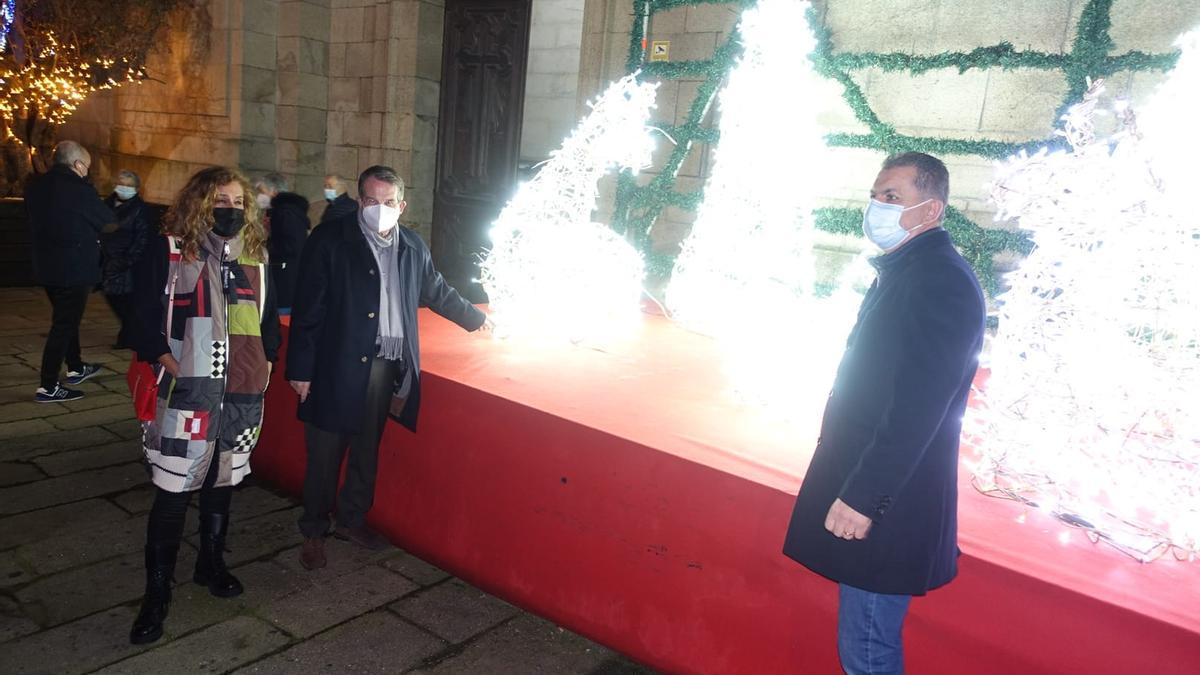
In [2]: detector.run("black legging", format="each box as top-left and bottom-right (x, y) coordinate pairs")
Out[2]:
(146, 455), (232, 547)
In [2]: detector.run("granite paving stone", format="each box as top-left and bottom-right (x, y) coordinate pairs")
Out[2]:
(31, 440), (142, 477)
(0, 418), (57, 441)
(0, 606), (151, 675)
(0, 426), (120, 463)
(0, 499), (128, 550)
(15, 512), (146, 576)
(0, 464), (146, 516)
(0, 549), (34, 588)
(380, 549), (453, 587)
(16, 545), (198, 627)
(61, 393), (133, 413)
(410, 613), (617, 674)
(0, 401), (73, 424)
(390, 578), (521, 644)
(109, 484), (157, 515)
(101, 418), (144, 441)
(257, 563), (418, 638)
(0, 461), (45, 487)
(233, 610), (446, 674)
(46, 404), (138, 431)
(0, 594), (40, 643)
(94, 616), (291, 675)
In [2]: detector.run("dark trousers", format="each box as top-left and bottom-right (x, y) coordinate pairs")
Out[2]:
(104, 292), (137, 348)
(146, 454), (232, 549)
(298, 356), (401, 538)
(40, 285), (90, 389)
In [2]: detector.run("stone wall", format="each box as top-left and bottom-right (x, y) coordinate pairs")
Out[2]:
(576, 0), (1200, 256)
(520, 0), (586, 162)
(62, 0), (445, 240)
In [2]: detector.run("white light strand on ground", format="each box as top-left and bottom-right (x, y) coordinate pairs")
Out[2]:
(479, 74), (657, 343)
(665, 0), (864, 416)
(967, 35), (1200, 562)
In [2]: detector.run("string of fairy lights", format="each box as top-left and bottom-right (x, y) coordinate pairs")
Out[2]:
(1, 8), (147, 145)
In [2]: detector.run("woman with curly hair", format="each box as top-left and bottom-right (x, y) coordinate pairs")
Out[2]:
(127, 166), (280, 644)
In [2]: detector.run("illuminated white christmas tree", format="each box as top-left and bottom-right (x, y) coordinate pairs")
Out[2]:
(969, 33), (1200, 561)
(665, 0), (863, 414)
(480, 74), (658, 343)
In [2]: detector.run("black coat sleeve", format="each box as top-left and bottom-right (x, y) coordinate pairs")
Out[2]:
(837, 264), (985, 519)
(285, 228), (332, 382)
(131, 235), (171, 364)
(415, 234), (485, 331)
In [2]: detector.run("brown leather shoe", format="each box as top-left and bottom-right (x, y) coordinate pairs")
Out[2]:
(300, 537), (326, 570)
(333, 525), (389, 551)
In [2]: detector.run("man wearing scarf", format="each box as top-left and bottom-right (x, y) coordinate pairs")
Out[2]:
(286, 165), (488, 570)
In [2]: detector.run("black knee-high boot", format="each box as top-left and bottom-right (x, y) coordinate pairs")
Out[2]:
(130, 490), (185, 647)
(193, 511), (243, 597)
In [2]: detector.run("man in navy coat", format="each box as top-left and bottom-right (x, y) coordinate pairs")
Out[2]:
(286, 165), (488, 570)
(783, 153), (985, 674)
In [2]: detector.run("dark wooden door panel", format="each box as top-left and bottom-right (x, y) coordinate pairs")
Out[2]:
(432, 0), (532, 302)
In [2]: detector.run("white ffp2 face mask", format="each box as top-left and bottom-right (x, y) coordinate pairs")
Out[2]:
(361, 204), (400, 234)
(114, 186), (137, 201)
(256, 193), (272, 210)
(862, 198), (931, 250)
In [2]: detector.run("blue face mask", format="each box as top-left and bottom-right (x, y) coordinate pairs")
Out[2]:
(114, 185), (137, 201)
(323, 188), (338, 201)
(862, 198), (931, 250)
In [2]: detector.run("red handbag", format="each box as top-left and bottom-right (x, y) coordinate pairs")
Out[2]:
(127, 358), (159, 422)
(126, 256), (178, 422)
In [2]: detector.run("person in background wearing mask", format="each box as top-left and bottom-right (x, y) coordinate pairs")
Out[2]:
(101, 170), (152, 349)
(286, 165), (489, 570)
(320, 173), (357, 225)
(24, 140), (115, 403)
(127, 166), (280, 645)
(781, 153), (985, 675)
(254, 172), (310, 314)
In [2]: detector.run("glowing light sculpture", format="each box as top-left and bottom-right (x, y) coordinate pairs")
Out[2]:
(968, 35), (1200, 562)
(665, 0), (861, 415)
(480, 74), (657, 343)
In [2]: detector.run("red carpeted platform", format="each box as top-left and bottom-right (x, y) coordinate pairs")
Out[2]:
(255, 310), (1200, 674)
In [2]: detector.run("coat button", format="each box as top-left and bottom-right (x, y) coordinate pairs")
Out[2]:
(368, 312), (375, 318)
(360, 356), (368, 363)
(368, 269), (375, 275)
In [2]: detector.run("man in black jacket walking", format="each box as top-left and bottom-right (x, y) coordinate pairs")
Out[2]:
(286, 165), (488, 570)
(782, 153), (985, 675)
(25, 141), (115, 403)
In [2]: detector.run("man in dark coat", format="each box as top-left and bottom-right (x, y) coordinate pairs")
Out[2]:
(24, 140), (115, 403)
(782, 153), (985, 674)
(286, 165), (488, 569)
(101, 169), (153, 349)
(319, 173), (357, 225)
(255, 172), (310, 313)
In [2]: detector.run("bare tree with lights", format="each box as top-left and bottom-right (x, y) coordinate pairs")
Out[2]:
(1, 0), (184, 192)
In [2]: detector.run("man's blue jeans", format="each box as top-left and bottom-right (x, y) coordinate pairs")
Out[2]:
(837, 583), (912, 675)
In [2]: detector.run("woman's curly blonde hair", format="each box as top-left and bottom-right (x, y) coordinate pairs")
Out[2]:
(162, 166), (267, 262)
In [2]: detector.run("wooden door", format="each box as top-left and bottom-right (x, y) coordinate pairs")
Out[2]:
(432, 0), (532, 302)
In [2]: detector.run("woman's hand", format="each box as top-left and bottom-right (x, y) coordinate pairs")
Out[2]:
(157, 354), (181, 378)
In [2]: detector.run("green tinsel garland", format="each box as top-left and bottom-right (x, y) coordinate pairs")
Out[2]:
(614, 0), (1180, 295)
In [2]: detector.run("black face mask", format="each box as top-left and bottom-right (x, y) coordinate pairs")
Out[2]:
(211, 208), (245, 238)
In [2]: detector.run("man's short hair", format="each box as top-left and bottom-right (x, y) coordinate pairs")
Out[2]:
(52, 140), (88, 167)
(255, 172), (289, 194)
(116, 169), (141, 188)
(358, 165), (405, 200)
(881, 152), (949, 211)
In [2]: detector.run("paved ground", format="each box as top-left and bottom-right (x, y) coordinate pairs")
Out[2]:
(0, 287), (655, 674)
